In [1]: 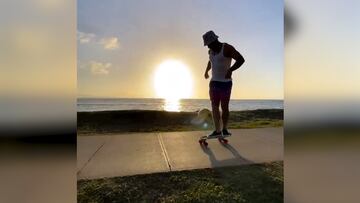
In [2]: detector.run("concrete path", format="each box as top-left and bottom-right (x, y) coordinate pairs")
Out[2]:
(77, 128), (283, 180)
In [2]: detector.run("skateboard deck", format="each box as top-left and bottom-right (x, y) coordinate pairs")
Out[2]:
(199, 134), (230, 146)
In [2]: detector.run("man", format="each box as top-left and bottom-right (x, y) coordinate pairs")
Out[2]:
(202, 30), (245, 137)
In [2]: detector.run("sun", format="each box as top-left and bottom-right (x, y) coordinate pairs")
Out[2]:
(154, 59), (193, 100)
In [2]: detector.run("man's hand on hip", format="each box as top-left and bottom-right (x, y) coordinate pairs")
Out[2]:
(225, 69), (232, 79)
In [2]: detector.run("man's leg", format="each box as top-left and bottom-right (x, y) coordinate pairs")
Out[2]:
(220, 82), (232, 133)
(212, 102), (221, 132)
(221, 98), (230, 130)
(209, 83), (221, 133)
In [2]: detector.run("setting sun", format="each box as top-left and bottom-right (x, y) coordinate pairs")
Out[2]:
(154, 59), (193, 100)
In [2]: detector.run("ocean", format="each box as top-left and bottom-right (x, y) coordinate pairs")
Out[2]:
(77, 98), (283, 112)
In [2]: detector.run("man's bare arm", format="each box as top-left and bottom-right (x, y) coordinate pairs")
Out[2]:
(224, 44), (245, 78)
(225, 44), (245, 72)
(204, 60), (211, 79)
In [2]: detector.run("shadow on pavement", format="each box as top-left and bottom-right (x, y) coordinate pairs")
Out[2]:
(200, 143), (253, 168)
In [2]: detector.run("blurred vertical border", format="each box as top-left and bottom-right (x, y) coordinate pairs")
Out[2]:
(0, 0), (76, 202)
(285, 0), (360, 202)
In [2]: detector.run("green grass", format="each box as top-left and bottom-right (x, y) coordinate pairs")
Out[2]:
(78, 161), (283, 203)
(78, 109), (283, 135)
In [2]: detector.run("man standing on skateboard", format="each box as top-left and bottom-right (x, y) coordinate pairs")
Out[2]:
(202, 31), (245, 138)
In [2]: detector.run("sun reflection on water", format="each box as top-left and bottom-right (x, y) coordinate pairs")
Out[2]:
(164, 99), (181, 112)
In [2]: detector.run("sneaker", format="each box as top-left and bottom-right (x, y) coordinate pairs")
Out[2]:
(222, 129), (232, 136)
(207, 130), (222, 138)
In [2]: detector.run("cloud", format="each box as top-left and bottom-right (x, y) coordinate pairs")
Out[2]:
(78, 61), (112, 75)
(78, 30), (120, 50)
(77, 31), (96, 44)
(90, 61), (111, 75)
(99, 37), (120, 50)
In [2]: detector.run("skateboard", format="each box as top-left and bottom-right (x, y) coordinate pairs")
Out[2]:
(199, 134), (230, 146)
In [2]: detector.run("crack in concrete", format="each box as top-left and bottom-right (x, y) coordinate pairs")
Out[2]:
(157, 133), (172, 171)
(77, 137), (109, 176)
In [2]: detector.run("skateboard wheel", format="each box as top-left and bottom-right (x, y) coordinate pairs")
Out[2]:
(223, 140), (228, 144)
(204, 142), (208, 146)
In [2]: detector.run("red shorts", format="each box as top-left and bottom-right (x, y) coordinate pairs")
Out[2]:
(209, 81), (232, 106)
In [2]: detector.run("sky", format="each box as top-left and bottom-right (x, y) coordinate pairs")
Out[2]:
(77, 0), (283, 99)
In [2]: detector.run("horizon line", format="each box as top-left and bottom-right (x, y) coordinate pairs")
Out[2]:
(77, 97), (284, 101)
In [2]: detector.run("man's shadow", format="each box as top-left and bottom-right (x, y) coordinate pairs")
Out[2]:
(200, 142), (253, 168)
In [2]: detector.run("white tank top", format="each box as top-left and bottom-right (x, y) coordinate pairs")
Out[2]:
(209, 43), (232, 82)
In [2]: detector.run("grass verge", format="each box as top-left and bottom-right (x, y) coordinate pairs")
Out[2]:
(78, 161), (283, 203)
(78, 109), (283, 135)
